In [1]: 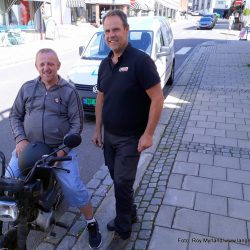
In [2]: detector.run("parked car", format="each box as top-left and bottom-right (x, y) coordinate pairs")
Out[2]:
(67, 16), (175, 115)
(191, 11), (200, 16)
(203, 13), (217, 25)
(197, 17), (214, 29)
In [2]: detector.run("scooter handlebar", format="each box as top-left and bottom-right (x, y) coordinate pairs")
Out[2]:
(47, 156), (72, 166)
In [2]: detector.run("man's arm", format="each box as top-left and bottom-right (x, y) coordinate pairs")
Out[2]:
(137, 83), (164, 152)
(92, 91), (104, 147)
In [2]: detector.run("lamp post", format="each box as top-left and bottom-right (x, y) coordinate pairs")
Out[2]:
(112, 0), (115, 9)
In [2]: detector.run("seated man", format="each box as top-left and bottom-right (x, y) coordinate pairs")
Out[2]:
(7, 48), (102, 249)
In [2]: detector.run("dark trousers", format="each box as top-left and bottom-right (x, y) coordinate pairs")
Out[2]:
(103, 131), (141, 237)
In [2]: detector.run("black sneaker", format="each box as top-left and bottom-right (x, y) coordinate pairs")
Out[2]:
(87, 221), (102, 249)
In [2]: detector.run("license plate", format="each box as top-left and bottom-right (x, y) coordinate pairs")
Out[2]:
(83, 98), (96, 106)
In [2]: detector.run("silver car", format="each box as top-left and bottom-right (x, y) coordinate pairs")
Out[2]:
(67, 16), (175, 115)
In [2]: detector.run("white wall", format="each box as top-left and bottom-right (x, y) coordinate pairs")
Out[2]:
(51, 0), (71, 25)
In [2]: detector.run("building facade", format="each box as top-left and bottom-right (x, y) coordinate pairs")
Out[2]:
(0, 0), (182, 31)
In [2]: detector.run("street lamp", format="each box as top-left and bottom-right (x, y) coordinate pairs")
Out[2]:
(112, 0), (115, 9)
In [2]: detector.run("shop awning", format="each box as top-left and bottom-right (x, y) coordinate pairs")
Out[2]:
(66, 0), (86, 8)
(0, 0), (18, 14)
(130, 0), (153, 11)
(23, 0), (51, 14)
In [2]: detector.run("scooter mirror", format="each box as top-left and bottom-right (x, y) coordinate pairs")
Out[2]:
(63, 134), (82, 148)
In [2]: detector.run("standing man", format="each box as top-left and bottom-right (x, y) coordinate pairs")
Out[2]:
(8, 48), (102, 249)
(92, 9), (164, 244)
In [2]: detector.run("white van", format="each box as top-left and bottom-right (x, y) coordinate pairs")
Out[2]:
(67, 16), (175, 115)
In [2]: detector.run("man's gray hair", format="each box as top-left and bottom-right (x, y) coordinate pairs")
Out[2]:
(35, 48), (60, 63)
(102, 9), (129, 28)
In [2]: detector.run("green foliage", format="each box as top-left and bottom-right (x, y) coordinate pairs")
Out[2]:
(243, 8), (250, 16)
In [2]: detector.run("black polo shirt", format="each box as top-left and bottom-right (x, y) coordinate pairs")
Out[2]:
(97, 44), (160, 136)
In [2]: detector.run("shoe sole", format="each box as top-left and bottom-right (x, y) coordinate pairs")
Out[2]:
(89, 238), (103, 249)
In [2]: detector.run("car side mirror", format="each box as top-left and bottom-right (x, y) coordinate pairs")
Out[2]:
(157, 46), (171, 57)
(79, 46), (85, 56)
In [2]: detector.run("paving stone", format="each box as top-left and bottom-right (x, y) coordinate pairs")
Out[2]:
(206, 128), (226, 137)
(214, 155), (240, 169)
(58, 212), (76, 229)
(69, 220), (86, 237)
(86, 179), (101, 189)
(207, 115), (225, 123)
(173, 208), (209, 235)
(230, 243), (250, 250)
(143, 212), (155, 221)
(215, 137), (238, 147)
(172, 161), (199, 175)
(240, 158), (250, 171)
(94, 185), (109, 197)
(167, 174), (184, 189)
(36, 242), (55, 250)
(148, 227), (189, 250)
(185, 127), (205, 135)
(197, 121), (216, 129)
(183, 176), (212, 194)
(212, 180), (243, 199)
(238, 139), (250, 150)
(227, 169), (250, 185)
(228, 198), (250, 221)
(56, 235), (76, 250)
(141, 221), (153, 230)
(243, 184), (250, 201)
(216, 122), (235, 130)
(226, 130), (248, 140)
(199, 164), (226, 180)
(176, 151), (189, 162)
(210, 214), (247, 239)
(155, 205), (175, 227)
(138, 230), (152, 240)
(93, 170), (107, 179)
(163, 188), (195, 209)
(193, 135), (215, 144)
(134, 239), (148, 250)
(195, 193), (227, 215)
(188, 152), (213, 165)
(44, 226), (67, 245)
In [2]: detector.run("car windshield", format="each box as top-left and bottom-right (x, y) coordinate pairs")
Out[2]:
(200, 17), (212, 22)
(81, 30), (153, 60)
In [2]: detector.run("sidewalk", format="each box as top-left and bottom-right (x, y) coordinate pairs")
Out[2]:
(2, 22), (250, 250)
(0, 23), (97, 67)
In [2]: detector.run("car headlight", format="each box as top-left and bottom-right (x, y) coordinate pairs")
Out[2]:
(0, 200), (19, 222)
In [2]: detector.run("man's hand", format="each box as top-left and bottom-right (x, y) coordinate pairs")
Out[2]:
(16, 140), (29, 157)
(137, 133), (153, 152)
(92, 131), (103, 148)
(54, 150), (66, 167)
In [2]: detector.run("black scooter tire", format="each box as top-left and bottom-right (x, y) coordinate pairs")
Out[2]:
(0, 228), (17, 250)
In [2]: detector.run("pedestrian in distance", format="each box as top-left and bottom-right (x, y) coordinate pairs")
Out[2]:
(92, 9), (164, 248)
(228, 14), (234, 30)
(8, 48), (102, 249)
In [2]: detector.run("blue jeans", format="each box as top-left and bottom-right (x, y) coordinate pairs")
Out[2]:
(6, 149), (90, 208)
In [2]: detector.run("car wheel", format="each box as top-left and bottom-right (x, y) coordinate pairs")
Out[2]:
(166, 61), (175, 86)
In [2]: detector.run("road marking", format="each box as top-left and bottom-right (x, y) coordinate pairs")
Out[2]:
(176, 47), (192, 55)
